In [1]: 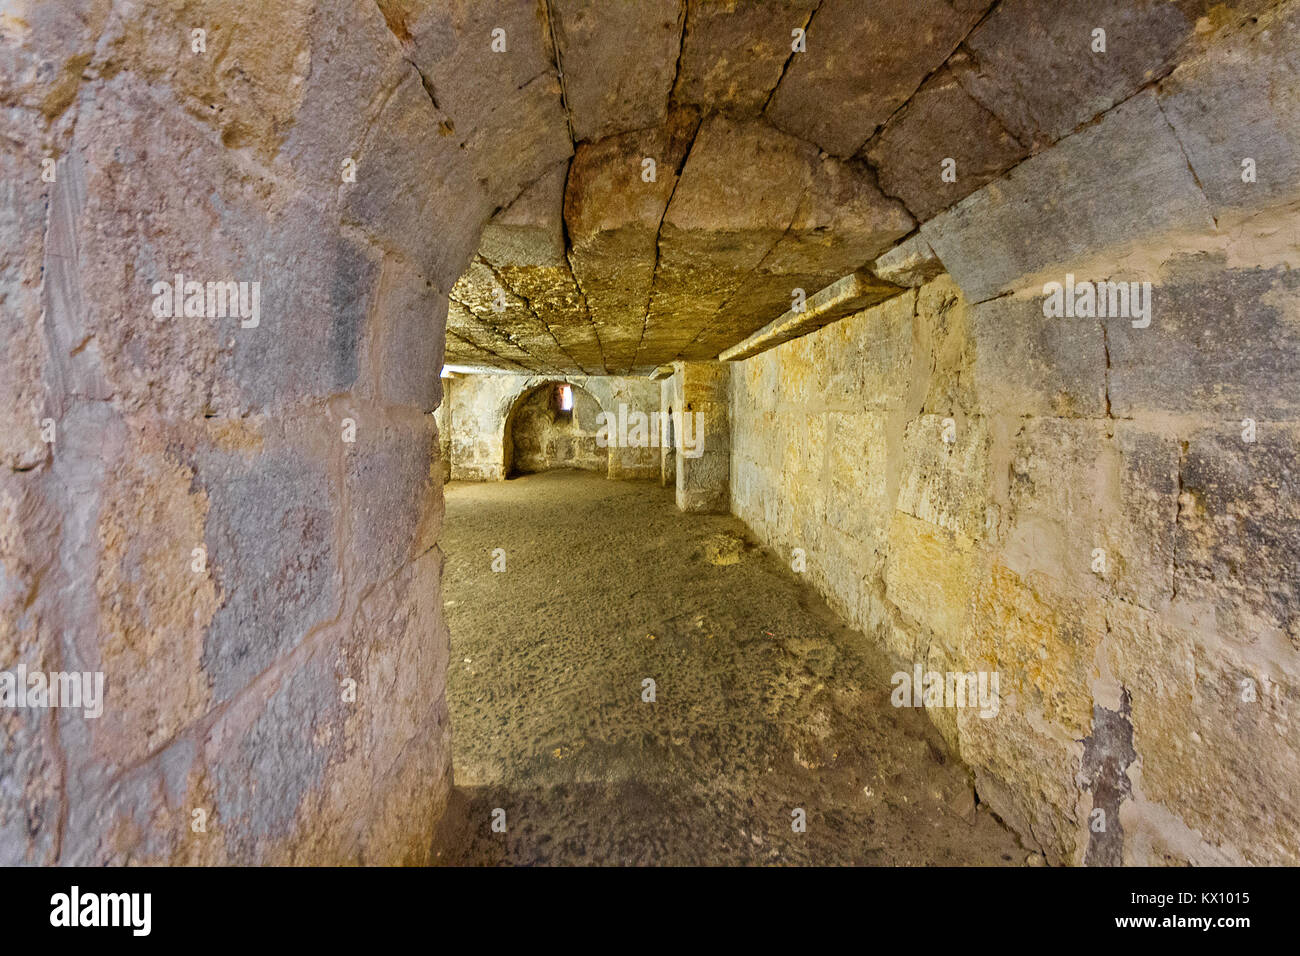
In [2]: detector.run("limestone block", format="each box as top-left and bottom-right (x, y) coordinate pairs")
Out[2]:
(550, 0), (681, 142)
(1158, 1), (1300, 216)
(871, 233), (945, 288)
(968, 294), (1108, 418)
(1103, 599), (1300, 864)
(1105, 258), (1300, 420)
(921, 91), (1216, 303)
(1174, 424), (1300, 642)
(373, 262), (447, 411)
(400, 0), (573, 208)
(825, 411), (890, 545)
(343, 70), (489, 293)
(896, 414), (990, 542)
(765, 0), (990, 156)
(674, 0), (820, 112)
(883, 511), (977, 641)
(864, 56), (1028, 222)
(959, 0), (1201, 147)
(566, 112), (698, 372)
(965, 563), (1106, 739)
(718, 271), (904, 362)
(196, 422), (342, 703)
(345, 413), (440, 587)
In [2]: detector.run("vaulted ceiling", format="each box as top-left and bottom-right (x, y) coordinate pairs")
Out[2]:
(419, 0), (1262, 374)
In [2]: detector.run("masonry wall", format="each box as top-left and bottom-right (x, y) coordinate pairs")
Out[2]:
(447, 373), (661, 482)
(508, 383), (606, 475)
(730, 5), (1300, 866)
(664, 362), (731, 513)
(0, 0), (571, 864)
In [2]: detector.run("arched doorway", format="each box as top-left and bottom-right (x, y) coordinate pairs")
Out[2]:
(502, 381), (608, 478)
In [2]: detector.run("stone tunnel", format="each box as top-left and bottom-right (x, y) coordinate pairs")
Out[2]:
(1, 0), (1297, 867)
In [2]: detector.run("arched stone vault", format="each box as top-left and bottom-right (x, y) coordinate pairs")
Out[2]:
(1, 0), (1297, 865)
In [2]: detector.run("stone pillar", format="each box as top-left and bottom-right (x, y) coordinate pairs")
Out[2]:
(669, 361), (730, 513)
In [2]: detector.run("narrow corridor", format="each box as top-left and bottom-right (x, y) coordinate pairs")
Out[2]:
(432, 471), (1026, 865)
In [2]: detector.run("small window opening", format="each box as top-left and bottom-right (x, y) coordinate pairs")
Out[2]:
(556, 383), (573, 413)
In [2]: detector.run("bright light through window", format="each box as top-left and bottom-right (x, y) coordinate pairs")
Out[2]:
(557, 384), (573, 412)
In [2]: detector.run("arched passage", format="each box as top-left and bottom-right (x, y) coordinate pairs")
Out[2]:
(4, 0), (1297, 870)
(502, 380), (607, 477)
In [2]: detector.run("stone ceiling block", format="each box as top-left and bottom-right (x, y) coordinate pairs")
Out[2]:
(921, 90), (1216, 303)
(863, 54), (1029, 222)
(673, 0), (820, 112)
(765, 0), (991, 156)
(401, 0), (573, 208)
(958, 0), (1202, 148)
(550, 0), (683, 142)
(565, 112), (699, 372)
(1157, 1), (1300, 217)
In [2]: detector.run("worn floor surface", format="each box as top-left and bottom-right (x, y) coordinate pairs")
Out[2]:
(431, 470), (1027, 866)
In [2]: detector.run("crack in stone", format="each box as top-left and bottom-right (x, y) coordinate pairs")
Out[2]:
(541, 0), (578, 146)
(474, 256), (587, 374)
(630, 113), (703, 371)
(760, 0), (825, 116)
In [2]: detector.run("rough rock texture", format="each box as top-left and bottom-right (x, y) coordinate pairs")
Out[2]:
(0, 0), (488, 865)
(666, 362), (731, 514)
(729, 19), (1300, 862)
(445, 373), (660, 482)
(507, 382), (607, 475)
(2, 0), (1295, 868)
(765, 0), (993, 157)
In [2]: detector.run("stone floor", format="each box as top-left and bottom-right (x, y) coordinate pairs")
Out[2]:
(431, 470), (1028, 866)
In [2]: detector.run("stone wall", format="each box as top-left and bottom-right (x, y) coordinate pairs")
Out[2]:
(663, 362), (731, 513)
(508, 383), (606, 475)
(0, 0), (573, 865)
(446, 373), (660, 482)
(730, 4), (1300, 865)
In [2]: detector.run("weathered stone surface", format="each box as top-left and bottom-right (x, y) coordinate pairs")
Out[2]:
(1103, 599), (1300, 865)
(551, 0), (682, 142)
(445, 299), (535, 371)
(968, 295), (1108, 418)
(566, 112), (699, 373)
(399, 0), (573, 208)
(765, 0), (991, 156)
(372, 261), (447, 411)
(674, 0), (819, 112)
(958, 0), (1202, 148)
(645, 116), (912, 364)
(864, 57), (1029, 221)
(896, 414), (990, 543)
(1157, 0), (1300, 216)
(1175, 424), (1300, 643)
(670, 362), (730, 513)
(196, 427), (341, 703)
(922, 91), (1216, 303)
(884, 511), (977, 639)
(871, 233), (945, 288)
(342, 70), (489, 293)
(345, 413), (440, 587)
(719, 271), (904, 361)
(683, 152), (913, 360)
(642, 116), (810, 361)
(451, 258), (572, 373)
(1105, 257), (1300, 419)
(479, 164), (605, 373)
